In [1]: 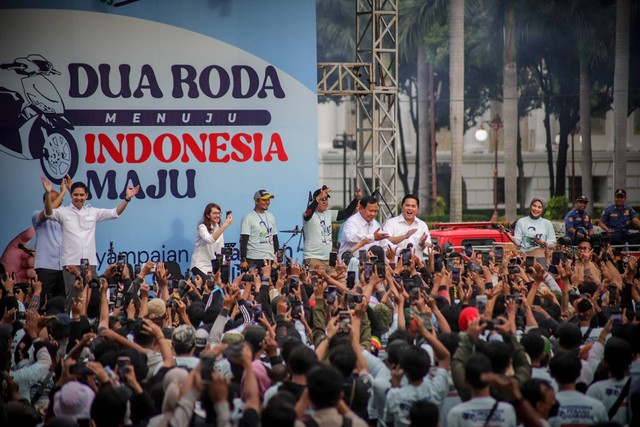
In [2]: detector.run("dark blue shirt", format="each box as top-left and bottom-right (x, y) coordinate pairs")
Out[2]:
(564, 208), (593, 238)
(600, 204), (637, 235)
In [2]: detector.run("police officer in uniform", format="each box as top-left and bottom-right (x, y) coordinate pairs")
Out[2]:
(564, 195), (593, 244)
(599, 189), (640, 246)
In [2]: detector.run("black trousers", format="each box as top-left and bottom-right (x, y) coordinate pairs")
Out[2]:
(35, 268), (65, 310)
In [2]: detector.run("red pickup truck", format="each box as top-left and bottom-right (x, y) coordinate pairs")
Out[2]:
(429, 222), (512, 253)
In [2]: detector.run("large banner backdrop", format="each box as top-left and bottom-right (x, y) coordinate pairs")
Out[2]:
(0, 1), (318, 277)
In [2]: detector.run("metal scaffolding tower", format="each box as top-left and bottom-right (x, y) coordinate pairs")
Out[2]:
(317, 0), (399, 221)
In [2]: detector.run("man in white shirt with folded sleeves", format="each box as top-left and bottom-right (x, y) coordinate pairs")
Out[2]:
(41, 176), (139, 307)
(382, 194), (431, 260)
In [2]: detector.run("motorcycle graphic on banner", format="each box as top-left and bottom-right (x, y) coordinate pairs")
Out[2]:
(0, 54), (78, 184)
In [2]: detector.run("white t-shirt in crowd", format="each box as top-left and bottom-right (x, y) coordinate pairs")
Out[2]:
(579, 325), (604, 345)
(586, 377), (629, 426)
(548, 389), (607, 427)
(439, 380), (462, 427)
(383, 368), (449, 427)
(447, 396), (516, 427)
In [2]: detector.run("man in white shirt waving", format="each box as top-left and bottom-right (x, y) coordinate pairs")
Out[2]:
(338, 196), (388, 259)
(41, 176), (139, 307)
(382, 194), (431, 260)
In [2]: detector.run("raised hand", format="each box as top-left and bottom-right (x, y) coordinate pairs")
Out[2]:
(125, 185), (140, 200)
(41, 176), (53, 193)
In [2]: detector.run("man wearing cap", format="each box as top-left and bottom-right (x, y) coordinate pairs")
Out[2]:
(564, 195), (593, 243)
(302, 186), (361, 271)
(240, 189), (279, 269)
(600, 189), (640, 246)
(172, 325), (199, 370)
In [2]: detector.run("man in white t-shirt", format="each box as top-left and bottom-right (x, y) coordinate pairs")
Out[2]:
(382, 194), (431, 260)
(302, 186), (360, 272)
(586, 337), (632, 426)
(383, 338), (449, 427)
(548, 350), (607, 427)
(239, 189), (279, 269)
(447, 353), (517, 427)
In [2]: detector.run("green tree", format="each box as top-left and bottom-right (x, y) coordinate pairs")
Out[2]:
(518, 1), (612, 198)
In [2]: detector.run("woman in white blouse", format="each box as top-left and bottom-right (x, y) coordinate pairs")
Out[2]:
(190, 203), (233, 279)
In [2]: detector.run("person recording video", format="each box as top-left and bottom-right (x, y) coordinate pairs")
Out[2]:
(190, 203), (233, 280)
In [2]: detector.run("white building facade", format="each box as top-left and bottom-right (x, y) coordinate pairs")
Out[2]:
(318, 99), (640, 210)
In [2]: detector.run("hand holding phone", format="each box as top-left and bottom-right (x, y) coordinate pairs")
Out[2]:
(507, 265), (521, 275)
(338, 310), (351, 333)
(80, 258), (89, 277)
(201, 354), (216, 384)
(451, 267), (460, 285)
(211, 258), (220, 274)
(346, 271), (356, 289)
(329, 251), (337, 267)
(401, 248), (412, 266)
(494, 246), (504, 263)
(476, 295), (488, 315)
(363, 263), (373, 282)
(611, 310), (622, 330)
(464, 244), (473, 257)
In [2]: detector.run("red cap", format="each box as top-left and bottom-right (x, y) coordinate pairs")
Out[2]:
(458, 306), (479, 332)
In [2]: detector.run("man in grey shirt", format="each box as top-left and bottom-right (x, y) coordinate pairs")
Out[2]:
(302, 186), (360, 272)
(239, 189), (279, 270)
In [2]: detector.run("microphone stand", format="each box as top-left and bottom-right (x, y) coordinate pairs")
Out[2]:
(280, 225), (303, 259)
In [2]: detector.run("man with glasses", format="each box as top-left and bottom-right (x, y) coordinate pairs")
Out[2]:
(302, 186), (361, 272)
(564, 195), (593, 244)
(600, 189), (640, 246)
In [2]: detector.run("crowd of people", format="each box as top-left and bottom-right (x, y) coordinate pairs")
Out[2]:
(1, 176), (640, 427)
